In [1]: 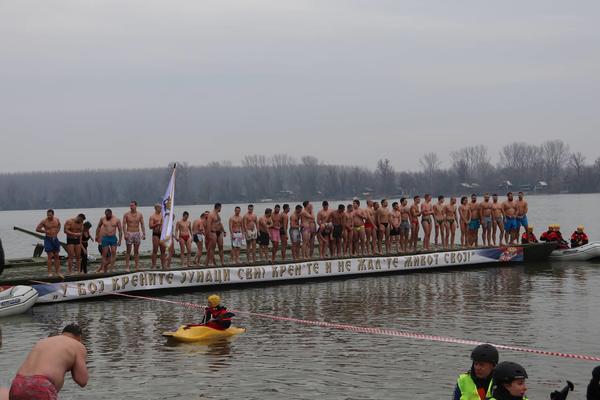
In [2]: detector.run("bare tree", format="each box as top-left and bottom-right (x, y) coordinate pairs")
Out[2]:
(376, 158), (396, 194)
(568, 152), (586, 178)
(541, 140), (570, 181)
(451, 145), (491, 182)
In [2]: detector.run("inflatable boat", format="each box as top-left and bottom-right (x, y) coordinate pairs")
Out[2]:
(163, 325), (245, 343)
(0, 285), (38, 317)
(549, 242), (600, 262)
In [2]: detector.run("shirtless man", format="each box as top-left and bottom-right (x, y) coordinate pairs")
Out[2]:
(149, 204), (165, 269)
(444, 197), (458, 249)
(192, 212), (206, 266)
(458, 196), (471, 247)
(270, 205), (283, 262)
(352, 199), (368, 256)
(300, 201), (314, 259)
(390, 202), (401, 253)
(344, 203), (354, 255)
(290, 205), (302, 261)
(8, 324), (87, 400)
(258, 208), (273, 261)
(377, 199), (392, 254)
(468, 194), (481, 247)
(317, 201), (332, 258)
(36, 209), (62, 277)
(95, 209), (123, 273)
(64, 213), (85, 274)
(421, 194), (433, 251)
(330, 204), (345, 257)
(123, 201), (146, 272)
(432, 196), (446, 248)
(516, 191), (529, 237)
(400, 198), (411, 253)
(308, 203), (318, 258)
(480, 193), (494, 246)
(364, 200), (376, 255)
(242, 205), (258, 263)
(491, 194), (505, 246)
(280, 204), (290, 261)
(176, 211), (192, 267)
(503, 192), (519, 244)
(206, 203), (226, 266)
(229, 207), (244, 264)
(409, 196), (421, 252)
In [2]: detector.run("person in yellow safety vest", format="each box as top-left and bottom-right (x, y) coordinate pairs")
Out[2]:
(487, 361), (528, 400)
(453, 344), (499, 400)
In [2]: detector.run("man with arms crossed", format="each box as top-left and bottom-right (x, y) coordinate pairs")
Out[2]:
(491, 194), (505, 246)
(123, 201), (146, 272)
(95, 209), (123, 273)
(229, 207), (244, 264)
(149, 204), (165, 269)
(36, 209), (62, 278)
(63, 213), (85, 274)
(243, 205), (258, 263)
(364, 200), (377, 255)
(480, 193), (493, 247)
(9, 324), (88, 400)
(258, 209), (273, 261)
(503, 192), (519, 244)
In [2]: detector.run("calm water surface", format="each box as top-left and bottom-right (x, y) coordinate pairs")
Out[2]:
(1, 194), (599, 399)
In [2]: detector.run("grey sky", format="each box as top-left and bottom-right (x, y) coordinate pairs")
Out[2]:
(1, 0), (599, 173)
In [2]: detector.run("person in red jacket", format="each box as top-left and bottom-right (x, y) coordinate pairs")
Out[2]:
(549, 225), (569, 249)
(540, 225), (553, 242)
(521, 227), (538, 244)
(571, 226), (589, 248)
(203, 294), (234, 330)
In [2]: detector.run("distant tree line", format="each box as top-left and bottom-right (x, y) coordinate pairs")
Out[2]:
(0, 140), (599, 211)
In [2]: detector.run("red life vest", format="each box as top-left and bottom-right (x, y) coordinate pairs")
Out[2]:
(521, 232), (537, 244)
(540, 231), (551, 242)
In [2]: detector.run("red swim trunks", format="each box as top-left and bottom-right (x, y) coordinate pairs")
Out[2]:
(9, 374), (57, 400)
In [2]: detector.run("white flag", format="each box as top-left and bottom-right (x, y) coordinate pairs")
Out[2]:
(160, 166), (176, 242)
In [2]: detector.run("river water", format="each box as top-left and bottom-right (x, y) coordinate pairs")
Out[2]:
(1, 194), (600, 399)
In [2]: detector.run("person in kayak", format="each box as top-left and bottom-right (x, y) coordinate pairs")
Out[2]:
(453, 343), (498, 400)
(487, 361), (528, 400)
(571, 226), (589, 248)
(185, 295), (234, 331)
(520, 227), (538, 244)
(587, 365), (600, 400)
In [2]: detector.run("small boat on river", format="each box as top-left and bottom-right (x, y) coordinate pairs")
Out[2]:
(549, 242), (600, 262)
(0, 285), (39, 317)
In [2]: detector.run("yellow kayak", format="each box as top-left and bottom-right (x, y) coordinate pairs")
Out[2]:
(162, 325), (246, 343)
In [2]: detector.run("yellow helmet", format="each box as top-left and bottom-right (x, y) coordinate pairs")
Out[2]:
(527, 226), (533, 232)
(555, 224), (560, 230)
(577, 226), (585, 232)
(548, 225), (553, 230)
(207, 294), (221, 307)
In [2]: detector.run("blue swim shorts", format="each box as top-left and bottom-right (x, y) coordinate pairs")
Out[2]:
(468, 219), (481, 230)
(101, 235), (118, 248)
(517, 215), (528, 228)
(504, 217), (518, 232)
(43, 236), (61, 253)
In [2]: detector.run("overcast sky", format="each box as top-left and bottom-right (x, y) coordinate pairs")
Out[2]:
(1, 0), (599, 173)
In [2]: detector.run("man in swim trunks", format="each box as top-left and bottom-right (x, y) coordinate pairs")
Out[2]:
(480, 193), (493, 247)
(377, 199), (392, 255)
(258, 208), (273, 261)
(9, 324), (88, 400)
(36, 209), (62, 278)
(468, 194), (481, 247)
(421, 194), (434, 251)
(491, 194), (505, 246)
(290, 205), (302, 261)
(432, 196), (446, 249)
(123, 200), (146, 272)
(364, 200), (376, 255)
(458, 196), (471, 247)
(400, 198), (411, 253)
(317, 201), (332, 258)
(280, 204), (290, 261)
(192, 211), (206, 266)
(516, 191), (529, 237)
(502, 192), (519, 244)
(344, 203), (354, 256)
(176, 211), (193, 267)
(270, 205), (283, 262)
(301, 201), (314, 259)
(149, 204), (165, 269)
(206, 203), (226, 266)
(243, 205), (258, 263)
(95, 209), (123, 273)
(390, 202), (401, 254)
(63, 213), (85, 274)
(352, 199), (368, 256)
(229, 206), (244, 264)
(330, 204), (345, 258)
(409, 196), (421, 252)
(444, 197), (458, 249)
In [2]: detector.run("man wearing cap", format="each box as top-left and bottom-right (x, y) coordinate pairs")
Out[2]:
(453, 344), (499, 400)
(571, 226), (589, 248)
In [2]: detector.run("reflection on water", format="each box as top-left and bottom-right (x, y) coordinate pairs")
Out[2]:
(1, 262), (599, 399)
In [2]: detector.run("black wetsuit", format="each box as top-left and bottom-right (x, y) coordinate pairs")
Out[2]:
(80, 231), (91, 273)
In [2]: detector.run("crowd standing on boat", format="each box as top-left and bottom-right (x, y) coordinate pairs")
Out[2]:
(33, 192), (588, 276)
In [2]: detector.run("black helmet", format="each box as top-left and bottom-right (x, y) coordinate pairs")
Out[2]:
(471, 344), (499, 365)
(493, 361), (528, 384)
